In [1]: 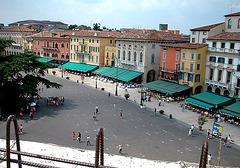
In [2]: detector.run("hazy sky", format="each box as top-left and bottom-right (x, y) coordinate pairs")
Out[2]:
(1, 0), (240, 34)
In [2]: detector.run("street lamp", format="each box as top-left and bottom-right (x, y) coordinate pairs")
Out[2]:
(95, 75), (98, 89)
(115, 58), (118, 96)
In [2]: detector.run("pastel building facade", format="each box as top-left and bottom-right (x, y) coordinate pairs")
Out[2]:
(104, 46), (116, 66)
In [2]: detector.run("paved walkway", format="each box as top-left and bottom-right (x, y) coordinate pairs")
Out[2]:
(49, 69), (240, 147)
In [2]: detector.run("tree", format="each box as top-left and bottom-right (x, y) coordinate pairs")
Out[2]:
(93, 23), (101, 31)
(0, 39), (62, 115)
(0, 39), (14, 56)
(68, 24), (78, 30)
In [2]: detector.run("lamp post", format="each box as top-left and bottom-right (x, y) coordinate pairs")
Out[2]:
(115, 58), (118, 96)
(95, 75), (98, 89)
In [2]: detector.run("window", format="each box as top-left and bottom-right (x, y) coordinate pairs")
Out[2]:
(140, 52), (143, 62)
(218, 70), (222, 81)
(71, 45), (72, 50)
(88, 55), (91, 61)
(198, 54), (201, 60)
(89, 39), (91, 43)
(190, 63), (194, 72)
(163, 52), (166, 59)
(192, 32), (196, 35)
(176, 54), (179, 61)
(181, 62), (185, 70)
(195, 74), (200, 82)
(175, 64), (179, 71)
(53, 42), (55, 48)
(92, 39), (95, 43)
(163, 62), (166, 70)
(151, 54), (155, 63)
(97, 39), (99, 43)
(192, 38), (195, 43)
(202, 38), (206, 43)
(237, 65), (240, 71)
(210, 69), (214, 80)
(218, 57), (225, 63)
(180, 72), (184, 80)
(209, 56), (216, 62)
(152, 44), (155, 49)
(38, 41), (39, 46)
(112, 53), (114, 59)
(221, 42), (225, 48)
(106, 60), (109, 66)
(128, 51), (131, 61)
(230, 43), (235, 49)
(110, 40), (113, 44)
(134, 52), (137, 61)
(229, 58), (233, 64)
(188, 74), (193, 82)
(197, 64), (200, 70)
(203, 32), (207, 35)
(96, 56), (98, 63)
(123, 51), (125, 60)
(182, 52), (186, 59)
(118, 50), (120, 59)
(212, 42), (216, 48)
(227, 72), (231, 83)
(83, 39), (85, 44)
(163, 47), (167, 51)
(47, 41), (49, 47)
(118, 44), (121, 47)
(106, 52), (109, 58)
(66, 42), (69, 48)
(92, 56), (94, 62)
(228, 19), (232, 29)
(74, 38), (76, 42)
(61, 42), (64, 48)
(176, 49), (180, 52)
(191, 53), (195, 60)
(238, 19), (240, 28)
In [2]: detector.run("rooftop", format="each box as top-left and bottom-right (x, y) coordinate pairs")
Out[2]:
(0, 25), (37, 32)
(224, 12), (240, 17)
(208, 32), (240, 41)
(160, 43), (208, 49)
(9, 20), (67, 26)
(190, 22), (224, 31)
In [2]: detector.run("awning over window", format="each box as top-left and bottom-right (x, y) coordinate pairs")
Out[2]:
(59, 62), (98, 72)
(220, 102), (240, 119)
(37, 57), (53, 62)
(93, 66), (143, 82)
(185, 98), (214, 110)
(142, 80), (191, 95)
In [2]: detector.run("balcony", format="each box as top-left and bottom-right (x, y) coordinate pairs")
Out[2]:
(160, 67), (180, 74)
(120, 60), (137, 66)
(42, 46), (58, 51)
(208, 47), (240, 54)
(205, 79), (231, 89)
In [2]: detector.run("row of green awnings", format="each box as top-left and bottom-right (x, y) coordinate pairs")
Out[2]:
(142, 80), (191, 95)
(93, 66), (143, 82)
(59, 62), (98, 72)
(37, 57), (53, 63)
(220, 102), (240, 119)
(185, 98), (214, 110)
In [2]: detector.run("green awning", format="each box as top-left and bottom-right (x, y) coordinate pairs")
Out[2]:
(93, 66), (143, 82)
(37, 57), (53, 63)
(60, 62), (98, 72)
(186, 98), (214, 110)
(190, 92), (234, 107)
(220, 102), (240, 119)
(142, 80), (191, 95)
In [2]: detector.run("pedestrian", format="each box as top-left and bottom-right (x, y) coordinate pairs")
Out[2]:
(188, 128), (192, 137)
(227, 134), (231, 144)
(109, 92), (110, 97)
(154, 108), (157, 116)
(20, 112), (24, 120)
(159, 99), (161, 106)
(93, 112), (96, 121)
(191, 125), (194, 133)
(207, 129), (210, 139)
(72, 132), (75, 140)
(113, 103), (116, 110)
(223, 137), (227, 147)
(162, 99), (164, 106)
(208, 154), (212, 165)
(29, 111), (34, 119)
(182, 105), (185, 112)
(20, 124), (23, 134)
(87, 135), (91, 146)
(119, 144), (122, 154)
(120, 110), (123, 118)
(77, 132), (81, 143)
(96, 105), (99, 114)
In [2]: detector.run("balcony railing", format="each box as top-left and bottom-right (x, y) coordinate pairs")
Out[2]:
(208, 47), (240, 54)
(205, 79), (232, 89)
(42, 46), (58, 51)
(120, 60), (137, 66)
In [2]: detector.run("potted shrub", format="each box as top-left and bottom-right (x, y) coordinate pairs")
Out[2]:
(101, 88), (105, 91)
(124, 93), (130, 100)
(52, 71), (56, 75)
(198, 116), (207, 131)
(159, 110), (164, 115)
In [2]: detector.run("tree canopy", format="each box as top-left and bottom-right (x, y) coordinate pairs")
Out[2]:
(0, 39), (62, 115)
(68, 24), (78, 30)
(93, 23), (101, 31)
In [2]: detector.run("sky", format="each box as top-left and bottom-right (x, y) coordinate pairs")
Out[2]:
(1, 0), (240, 34)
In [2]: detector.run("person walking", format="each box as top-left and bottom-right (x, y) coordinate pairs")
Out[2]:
(191, 125), (194, 134)
(20, 124), (23, 134)
(223, 137), (228, 147)
(207, 129), (210, 139)
(20, 112), (24, 120)
(93, 112), (96, 121)
(87, 135), (91, 146)
(188, 128), (192, 137)
(120, 110), (123, 118)
(208, 154), (212, 165)
(162, 99), (165, 106)
(227, 134), (231, 144)
(108, 92), (110, 97)
(159, 99), (161, 106)
(95, 105), (99, 114)
(119, 144), (122, 154)
(30, 111), (34, 120)
(154, 108), (157, 116)
(72, 132), (75, 140)
(77, 132), (81, 143)
(113, 103), (116, 110)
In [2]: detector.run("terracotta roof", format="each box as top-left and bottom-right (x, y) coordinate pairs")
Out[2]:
(190, 23), (224, 31)
(69, 30), (121, 38)
(0, 25), (37, 32)
(208, 32), (240, 41)
(224, 12), (240, 17)
(160, 43), (208, 49)
(117, 29), (185, 42)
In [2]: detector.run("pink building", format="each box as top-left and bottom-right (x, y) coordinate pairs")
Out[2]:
(32, 31), (71, 61)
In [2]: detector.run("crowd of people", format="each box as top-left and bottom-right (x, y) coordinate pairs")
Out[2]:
(47, 96), (65, 106)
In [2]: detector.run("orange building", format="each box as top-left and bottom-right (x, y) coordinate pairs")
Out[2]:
(159, 45), (181, 83)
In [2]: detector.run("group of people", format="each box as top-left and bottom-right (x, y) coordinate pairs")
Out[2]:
(72, 132), (91, 145)
(188, 125), (195, 137)
(47, 96), (65, 107)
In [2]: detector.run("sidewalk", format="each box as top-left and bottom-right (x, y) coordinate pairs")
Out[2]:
(48, 68), (240, 147)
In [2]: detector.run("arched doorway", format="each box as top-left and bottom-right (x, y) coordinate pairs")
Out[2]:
(147, 69), (156, 83)
(223, 90), (230, 97)
(207, 86), (212, 92)
(215, 88), (221, 94)
(195, 85), (203, 94)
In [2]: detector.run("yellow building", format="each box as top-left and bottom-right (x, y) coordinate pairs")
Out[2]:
(104, 46), (116, 66)
(22, 36), (33, 52)
(69, 30), (119, 67)
(178, 44), (208, 94)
